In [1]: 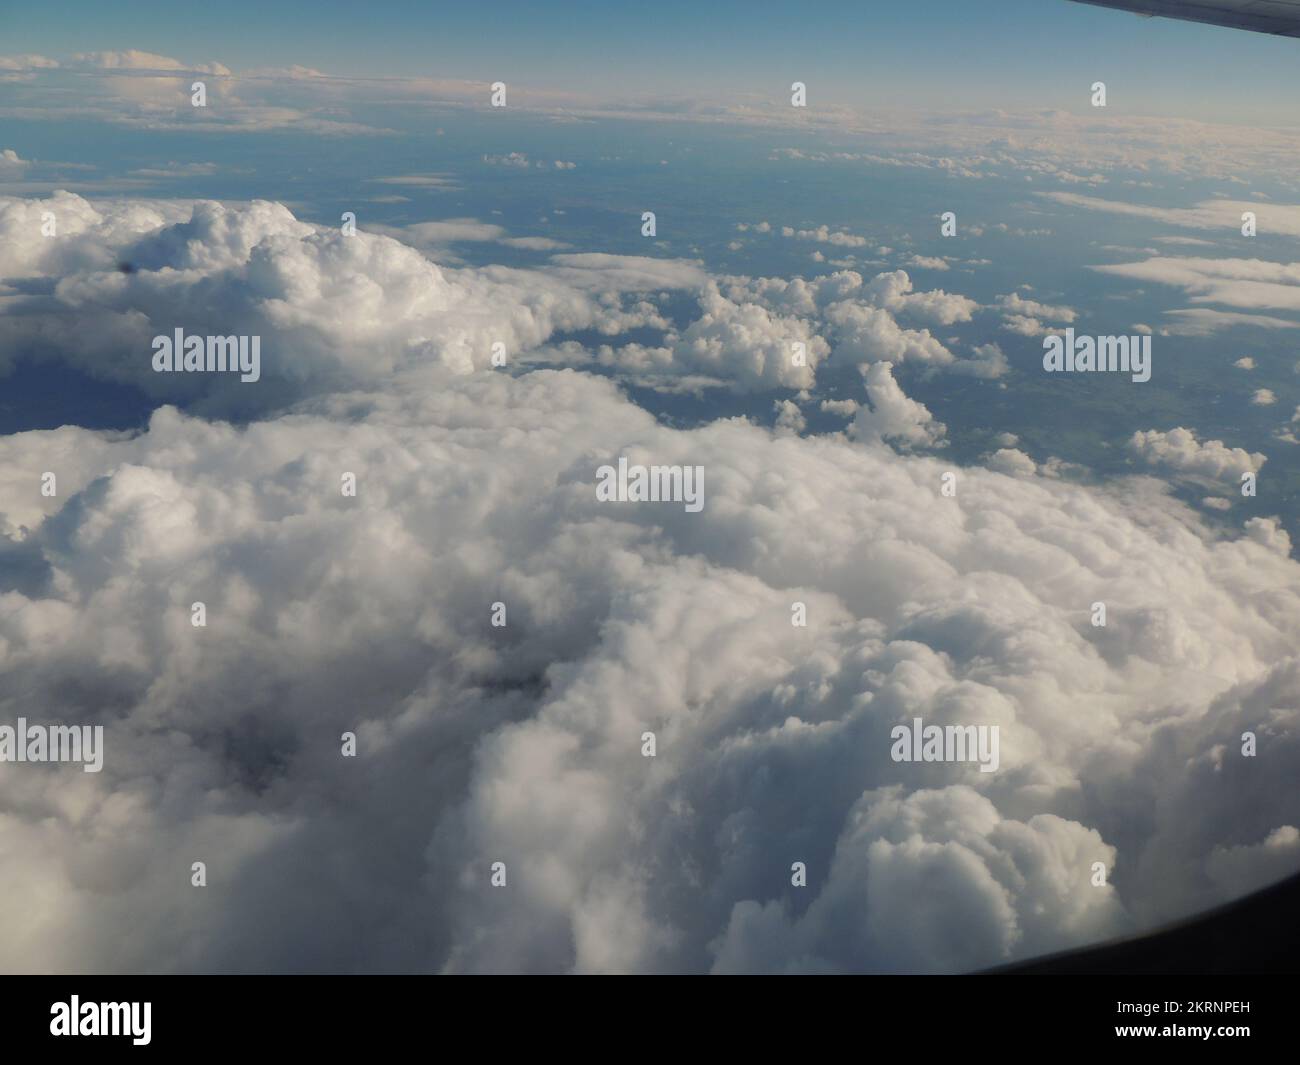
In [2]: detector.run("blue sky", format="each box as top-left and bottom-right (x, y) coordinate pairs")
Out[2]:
(4, 0), (1300, 120)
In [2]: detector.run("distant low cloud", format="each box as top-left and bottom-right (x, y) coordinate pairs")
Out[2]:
(483, 152), (576, 170)
(1129, 426), (1266, 482)
(1044, 192), (1300, 239)
(780, 224), (869, 248)
(1094, 257), (1300, 329)
(0, 147), (30, 174)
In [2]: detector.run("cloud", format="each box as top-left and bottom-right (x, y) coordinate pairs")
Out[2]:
(1128, 427), (1266, 482)
(998, 294), (1076, 341)
(996, 292), (1075, 338)
(1, 364), (1297, 973)
(1042, 192), (1300, 239)
(1094, 257), (1300, 318)
(0, 148), (31, 175)
(0, 54), (60, 72)
(483, 153), (577, 170)
(827, 300), (954, 369)
(0, 195), (707, 407)
(780, 225), (869, 248)
(987, 448), (1037, 476)
(1002, 315), (1046, 337)
(998, 292), (1076, 323)
(819, 398), (858, 418)
(69, 50), (231, 76)
(10, 50), (1300, 182)
(597, 280), (827, 391)
(0, 51), (384, 135)
(773, 398), (807, 435)
(3, 195), (999, 401)
(380, 219), (508, 244)
(370, 219), (572, 258)
(1159, 309), (1300, 336)
(849, 362), (947, 449)
(127, 162), (220, 179)
(906, 255), (949, 271)
(3, 192), (1300, 976)
(367, 174), (458, 189)
(709, 270), (989, 377)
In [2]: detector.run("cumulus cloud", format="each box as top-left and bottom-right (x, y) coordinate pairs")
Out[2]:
(1, 363), (1298, 973)
(1, 194), (1006, 402)
(850, 362), (947, 448)
(1128, 427), (1266, 483)
(997, 292), (1076, 337)
(0, 194), (708, 408)
(905, 255), (949, 271)
(780, 224), (869, 248)
(861, 270), (978, 326)
(600, 267), (988, 389)
(2, 192), (1299, 977)
(987, 448), (1036, 476)
(1002, 315), (1046, 337)
(998, 292), (1076, 323)
(598, 280), (828, 391)
(819, 398), (858, 418)
(773, 398), (807, 435)
(0, 147), (31, 174)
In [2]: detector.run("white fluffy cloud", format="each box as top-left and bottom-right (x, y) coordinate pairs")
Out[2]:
(2, 365), (1298, 973)
(2, 193), (1299, 976)
(987, 448), (1036, 476)
(850, 363), (946, 449)
(1, 194), (1004, 406)
(780, 225), (868, 248)
(998, 291), (1075, 337)
(0, 194), (711, 407)
(1128, 427), (1266, 483)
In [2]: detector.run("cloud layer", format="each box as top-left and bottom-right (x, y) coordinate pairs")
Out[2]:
(1, 193), (1298, 974)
